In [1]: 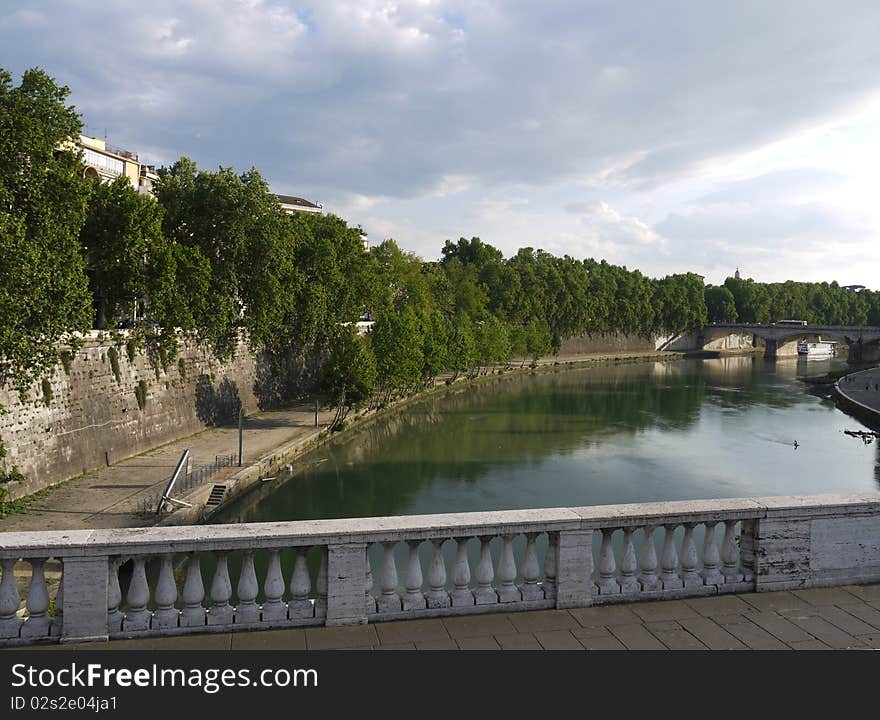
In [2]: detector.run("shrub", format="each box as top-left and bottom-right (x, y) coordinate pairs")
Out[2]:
(178, 357), (188, 382)
(60, 350), (73, 375)
(108, 347), (121, 383)
(125, 340), (136, 362)
(135, 380), (148, 410)
(41, 378), (53, 406)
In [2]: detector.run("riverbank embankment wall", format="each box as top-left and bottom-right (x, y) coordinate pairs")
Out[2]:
(0, 335), (273, 500)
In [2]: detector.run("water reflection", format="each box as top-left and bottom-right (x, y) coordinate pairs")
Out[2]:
(213, 356), (879, 525)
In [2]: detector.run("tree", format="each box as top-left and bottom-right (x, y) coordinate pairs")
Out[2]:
(322, 326), (377, 429)
(705, 285), (738, 323)
(0, 67), (92, 395)
(80, 177), (175, 330)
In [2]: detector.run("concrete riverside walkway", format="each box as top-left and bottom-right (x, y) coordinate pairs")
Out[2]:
(0, 402), (335, 532)
(837, 366), (880, 421)
(23, 585), (880, 651)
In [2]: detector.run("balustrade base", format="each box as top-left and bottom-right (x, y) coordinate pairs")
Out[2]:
(426, 592), (451, 609)
(370, 597), (555, 624)
(474, 588), (499, 605)
(450, 590), (475, 607)
(520, 585), (544, 602)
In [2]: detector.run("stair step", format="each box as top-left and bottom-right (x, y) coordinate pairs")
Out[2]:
(206, 485), (227, 506)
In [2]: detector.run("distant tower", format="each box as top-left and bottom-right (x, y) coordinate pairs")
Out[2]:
(735, 267), (741, 279)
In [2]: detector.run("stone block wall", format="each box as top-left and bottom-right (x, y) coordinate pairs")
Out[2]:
(0, 334), (270, 500)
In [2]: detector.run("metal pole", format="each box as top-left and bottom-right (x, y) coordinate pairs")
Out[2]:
(315, 399), (319, 428)
(238, 407), (243, 466)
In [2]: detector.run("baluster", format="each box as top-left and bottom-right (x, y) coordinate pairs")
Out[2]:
(474, 536), (497, 605)
(402, 540), (426, 611)
(49, 561), (63, 637)
(152, 554), (180, 629)
(107, 558), (123, 632)
(19, 558), (51, 637)
(619, 528), (639, 595)
(122, 557), (150, 632)
(542, 533), (558, 599)
(365, 546), (378, 614)
(660, 525), (683, 590)
(261, 549), (287, 621)
(207, 552), (233, 625)
(699, 522), (723, 586)
(520, 533), (543, 600)
(638, 526), (661, 591)
(235, 550), (260, 624)
(289, 548), (314, 619)
(596, 528), (620, 595)
(426, 539), (450, 609)
(680, 524), (702, 587)
(180, 553), (206, 627)
(739, 519), (756, 582)
(315, 548), (328, 618)
(450, 538), (474, 607)
(0, 558), (23, 638)
(721, 520), (743, 583)
(497, 534), (521, 603)
(376, 542), (401, 613)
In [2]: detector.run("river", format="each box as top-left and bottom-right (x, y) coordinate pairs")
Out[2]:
(213, 355), (879, 525)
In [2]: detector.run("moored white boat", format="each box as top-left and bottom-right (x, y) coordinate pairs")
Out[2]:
(797, 340), (836, 357)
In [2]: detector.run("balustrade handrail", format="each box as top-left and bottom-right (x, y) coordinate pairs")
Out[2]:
(2, 493), (878, 558)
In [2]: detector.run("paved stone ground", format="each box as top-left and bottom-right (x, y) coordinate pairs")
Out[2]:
(838, 367), (880, 420)
(23, 584), (880, 651)
(0, 403), (335, 532)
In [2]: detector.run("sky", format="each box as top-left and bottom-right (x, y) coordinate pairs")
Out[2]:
(3, 1), (880, 288)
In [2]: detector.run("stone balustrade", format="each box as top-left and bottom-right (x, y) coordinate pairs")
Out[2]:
(1, 493), (879, 646)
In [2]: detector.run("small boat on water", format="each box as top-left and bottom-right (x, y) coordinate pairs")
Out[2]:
(797, 340), (837, 357)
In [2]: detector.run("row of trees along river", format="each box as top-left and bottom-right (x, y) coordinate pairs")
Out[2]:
(3, 67), (880, 468)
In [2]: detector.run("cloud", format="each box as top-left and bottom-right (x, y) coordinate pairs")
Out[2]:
(3, 1), (880, 285)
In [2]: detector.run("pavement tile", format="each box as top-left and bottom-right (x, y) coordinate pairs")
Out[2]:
(505, 610), (579, 634)
(608, 623), (667, 650)
(788, 640), (832, 650)
(678, 617), (748, 650)
(568, 605), (641, 627)
(855, 633), (880, 649)
(746, 612), (815, 644)
(720, 622), (789, 650)
(456, 636), (501, 650)
(495, 633), (543, 650)
(578, 635), (627, 650)
(534, 630), (585, 650)
(836, 603), (880, 631)
(684, 595), (756, 618)
(414, 638), (458, 650)
(375, 619), (450, 645)
(443, 614), (518, 639)
(644, 620), (682, 632)
(810, 606), (878, 637)
(571, 626), (616, 640)
(782, 615), (866, 649)
(792, 587), (862, 607)
(739, 592), (812, 613)
(231, 628), (306, 650)
(649, 628), (708, 650)
(374, 643), (416, 650)
(841, 585), (880, 604)
(631, 600), (699, 623)
(305, 625), (378, 650)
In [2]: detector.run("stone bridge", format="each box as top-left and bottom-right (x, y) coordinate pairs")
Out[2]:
(663, 324), (880, 361)
(2, 493), (879, 646)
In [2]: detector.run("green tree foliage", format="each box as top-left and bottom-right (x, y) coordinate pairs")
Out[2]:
(704, 285), (739, 323)
(322, 325), (377, 428)
(0, 68), (92, 394)
(80, 176), (182, 368)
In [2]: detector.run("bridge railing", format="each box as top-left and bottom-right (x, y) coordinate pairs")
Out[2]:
(1, 493), (879, 645)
